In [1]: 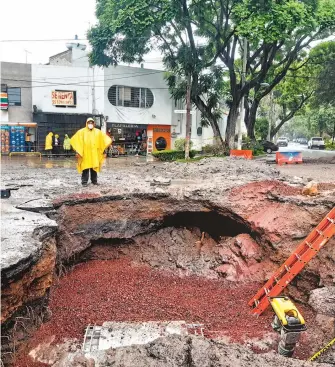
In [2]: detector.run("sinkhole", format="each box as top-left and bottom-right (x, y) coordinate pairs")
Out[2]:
(2, 195), (329, 366)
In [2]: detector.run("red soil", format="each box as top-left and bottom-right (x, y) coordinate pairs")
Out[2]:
(230, 180), (302, 199)
(52, 192), (101, 206)
(15, 259), (316, 366)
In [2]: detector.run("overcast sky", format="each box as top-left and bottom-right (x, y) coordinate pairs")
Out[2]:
(0, 0), (98, 64)
(1, 0), (332, 68)
(0, 0), (164, 69)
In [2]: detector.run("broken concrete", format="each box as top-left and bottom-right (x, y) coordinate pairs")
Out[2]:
(31, 335), (334, 367)
(1, 201), (57, 323)
(309, 287), (335, 317)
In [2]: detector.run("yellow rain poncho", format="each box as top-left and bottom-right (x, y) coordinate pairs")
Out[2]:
(70, 120), (111, 173)
(63, 134), (71, 150)
(45, 132), (53, 151)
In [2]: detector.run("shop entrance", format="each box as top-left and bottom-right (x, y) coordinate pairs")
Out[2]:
(0, 123), (37, 154)
(106, 123), (148, 156)
(147, 125), (171, 154)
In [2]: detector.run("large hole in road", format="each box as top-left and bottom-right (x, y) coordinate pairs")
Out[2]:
(6, 195), (329, 366)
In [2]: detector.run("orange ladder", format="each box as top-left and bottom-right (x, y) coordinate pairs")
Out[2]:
(249, 207), (335, 315)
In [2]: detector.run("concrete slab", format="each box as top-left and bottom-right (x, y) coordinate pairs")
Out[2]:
(83, 321), (188, 356)
(1, 200), (57, 275)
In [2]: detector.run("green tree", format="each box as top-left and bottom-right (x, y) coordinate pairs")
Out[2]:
(262, 41), (335, 138)
(88, 0), (335, 147)
(282, 106), (335, 140)
(313, 41), (335, 106)
(254, 117), (269, 140)
(308, 106), (335, 137)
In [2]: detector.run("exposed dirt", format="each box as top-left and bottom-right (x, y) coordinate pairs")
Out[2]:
(15, 259), (320, 367)
(2, 157), (335, 367)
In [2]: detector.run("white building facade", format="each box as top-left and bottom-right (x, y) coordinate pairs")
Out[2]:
(2, 40), (227, 152)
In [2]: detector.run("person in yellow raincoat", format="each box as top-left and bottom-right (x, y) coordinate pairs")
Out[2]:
(70, 118), (111, 186)
(63, 134), (71, 156)
(45, 132), (53, 158)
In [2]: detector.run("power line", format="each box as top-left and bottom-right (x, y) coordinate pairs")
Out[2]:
(0, 39), (89, 43)
(0, 36), (155, 43)
(2, 70), (166, 89)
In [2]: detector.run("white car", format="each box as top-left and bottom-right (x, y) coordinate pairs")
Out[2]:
(277, 137), (288, 147)
(308, 137), (325, 150)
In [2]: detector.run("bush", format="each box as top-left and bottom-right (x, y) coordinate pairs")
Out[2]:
(174, 138), (194, 151)
(202, 144), (229, 156)
(242, 137), (265, 156)
(152, 149), (196, 161)
(325, 140), (335, 150)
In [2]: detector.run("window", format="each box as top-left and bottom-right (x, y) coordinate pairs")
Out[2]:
(8, 87), (21, 106)
(108, 86), (154, 108)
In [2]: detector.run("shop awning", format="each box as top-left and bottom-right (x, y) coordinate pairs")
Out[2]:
(0, 122), (37, 127)
(1, 93), (8, 110)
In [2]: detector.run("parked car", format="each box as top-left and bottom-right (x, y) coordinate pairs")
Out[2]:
(308, 137), (325, 149)
(277, 137), (289, 147)
(299, 138), (308, 145)
(261, 140), (279, 154)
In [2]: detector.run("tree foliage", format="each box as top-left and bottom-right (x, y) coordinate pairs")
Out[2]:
(267, 40), (335, 137)
(254, 117), (269, 140)
(88, 0), (335, 146)
(282, 106), (335, 139)
(313, 41), (335, 106)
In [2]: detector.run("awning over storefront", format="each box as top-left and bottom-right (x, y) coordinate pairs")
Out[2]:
(1, 92), (8, 110)
(0, 122), (37, 127)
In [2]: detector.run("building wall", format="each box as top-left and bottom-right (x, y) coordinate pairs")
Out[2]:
(0, 62), (33, 123)
(31, 64), (104, 116)
(104, 65), (173, 126)
(49, 50), (72, 66)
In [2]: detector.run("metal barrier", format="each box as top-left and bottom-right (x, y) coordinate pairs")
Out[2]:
(9, 152), (42, 159)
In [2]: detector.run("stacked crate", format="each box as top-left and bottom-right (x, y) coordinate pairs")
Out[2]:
(0, 126), (10, 154)
(10, 126), (26, 152)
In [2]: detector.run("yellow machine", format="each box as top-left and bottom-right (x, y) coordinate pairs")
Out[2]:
(269, 296), (307, 357)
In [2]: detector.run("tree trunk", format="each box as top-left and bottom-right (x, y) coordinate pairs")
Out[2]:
(192, 95), (225, 148)
(245, 99), (260, 139)
(209, 117), (225, 147)
(226, 102), (239, 148)
(271, 119), (286, 139)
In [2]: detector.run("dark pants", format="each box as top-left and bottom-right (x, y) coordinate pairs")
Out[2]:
(82, 168), (98, 184)
(26, 141), (32, 152)
(53, 146), (60, 156)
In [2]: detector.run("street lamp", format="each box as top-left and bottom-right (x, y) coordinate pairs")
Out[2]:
(260, 83), (273, 141)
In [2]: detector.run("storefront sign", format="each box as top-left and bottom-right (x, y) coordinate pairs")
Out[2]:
(153, 128), (170, 133)
(52, 91), (75, 106)
(109, 123), (147, 129)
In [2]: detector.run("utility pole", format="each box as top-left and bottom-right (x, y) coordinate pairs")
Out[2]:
(267, 91), (273, 141)
(92, 66), (96, 114)
(24, 49), (31, 64)
(185, 73), (192, 160)
(260, 83), (272, 141)
(237, 38), (247, 150)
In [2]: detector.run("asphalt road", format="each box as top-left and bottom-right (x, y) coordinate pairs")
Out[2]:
(278, 142), (335, 158)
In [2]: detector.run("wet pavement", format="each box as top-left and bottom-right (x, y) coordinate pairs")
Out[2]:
(1, 155), (151, 170)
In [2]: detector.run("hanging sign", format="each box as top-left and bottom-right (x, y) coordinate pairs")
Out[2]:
(52, 91), (75, 106)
